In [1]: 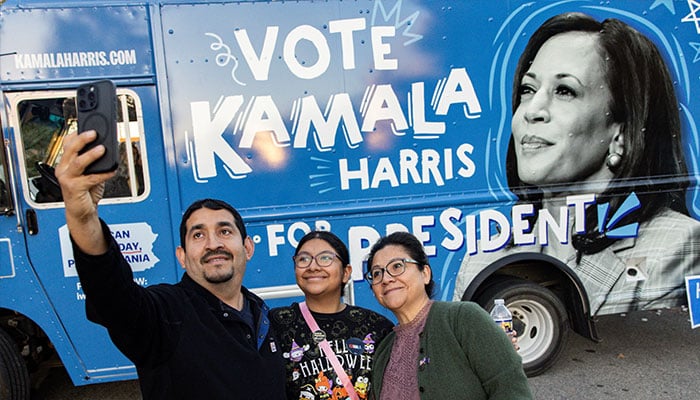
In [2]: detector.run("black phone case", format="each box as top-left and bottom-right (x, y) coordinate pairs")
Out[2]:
(76, 80), (119, 174)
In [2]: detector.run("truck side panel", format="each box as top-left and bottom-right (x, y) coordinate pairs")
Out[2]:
(0, 0), (698, 385)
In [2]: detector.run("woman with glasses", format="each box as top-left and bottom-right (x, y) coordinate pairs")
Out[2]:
(270, 230), (394, 400)
(366, 232), (532, 400)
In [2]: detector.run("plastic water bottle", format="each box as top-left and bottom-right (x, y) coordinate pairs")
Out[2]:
(490, 299), (513, 334)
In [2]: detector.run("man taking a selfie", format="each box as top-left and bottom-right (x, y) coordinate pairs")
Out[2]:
(55, 129), (286, 400)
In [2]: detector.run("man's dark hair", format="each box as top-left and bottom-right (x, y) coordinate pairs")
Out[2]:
(179, 199), (247, 248)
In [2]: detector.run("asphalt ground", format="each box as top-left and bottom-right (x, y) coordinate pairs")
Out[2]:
(528, 306), (700, 399)
(33, 306), (700, 399)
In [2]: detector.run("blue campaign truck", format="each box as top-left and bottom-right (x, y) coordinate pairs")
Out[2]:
(1, 0), (699, 397)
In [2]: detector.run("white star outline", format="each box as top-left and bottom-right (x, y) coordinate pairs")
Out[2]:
(682, 0), (700, 34)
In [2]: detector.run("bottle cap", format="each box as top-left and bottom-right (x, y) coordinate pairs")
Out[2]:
(495, 299), (505, 305)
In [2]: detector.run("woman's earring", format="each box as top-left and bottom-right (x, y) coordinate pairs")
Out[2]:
(606, 152), (623, 170)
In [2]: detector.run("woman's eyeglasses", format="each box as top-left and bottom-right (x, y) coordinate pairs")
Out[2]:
(365, 258), (420, 285)
(293, 251), (339, 268)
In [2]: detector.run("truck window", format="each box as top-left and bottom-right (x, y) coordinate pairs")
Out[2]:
(16, 91), (147, 204)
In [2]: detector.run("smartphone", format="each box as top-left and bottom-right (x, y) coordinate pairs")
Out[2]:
(76, 80), (119, 174)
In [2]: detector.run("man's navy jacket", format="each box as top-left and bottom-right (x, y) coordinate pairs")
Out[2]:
(73, 220), (286, 400)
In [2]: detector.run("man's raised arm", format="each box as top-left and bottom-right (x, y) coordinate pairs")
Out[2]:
(55, 130), (117, 255)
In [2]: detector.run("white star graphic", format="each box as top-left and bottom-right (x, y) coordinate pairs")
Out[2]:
(682, 0), (700, 34)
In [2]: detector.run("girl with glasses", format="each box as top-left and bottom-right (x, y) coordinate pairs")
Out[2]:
(270, 230), (394, 400)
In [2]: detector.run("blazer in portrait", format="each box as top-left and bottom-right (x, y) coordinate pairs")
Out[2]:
(453, 208), (700, 315)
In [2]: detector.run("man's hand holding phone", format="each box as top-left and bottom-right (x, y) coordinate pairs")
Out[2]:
(56, 129), (117, 255)
(55, 79), (120, 254)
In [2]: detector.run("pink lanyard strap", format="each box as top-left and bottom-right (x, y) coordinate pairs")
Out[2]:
(299, 302), (360, 400)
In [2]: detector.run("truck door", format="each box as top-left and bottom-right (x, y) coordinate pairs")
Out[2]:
(4, 85), (178, 383)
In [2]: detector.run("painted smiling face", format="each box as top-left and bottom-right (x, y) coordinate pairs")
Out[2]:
(511, 31), (621, 192)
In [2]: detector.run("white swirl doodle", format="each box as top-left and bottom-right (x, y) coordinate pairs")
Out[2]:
(205, 32), (246, 86)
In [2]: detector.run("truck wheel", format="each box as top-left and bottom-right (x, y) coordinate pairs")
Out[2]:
(0, 328), (30, 400)
(475, 278), (569, 377)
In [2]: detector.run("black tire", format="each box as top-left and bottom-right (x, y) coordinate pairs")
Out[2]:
(0, 328), (30, 400)
(475, 278), (569, 377)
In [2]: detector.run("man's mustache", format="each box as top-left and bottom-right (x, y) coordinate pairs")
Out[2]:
(200, 249), (233, 264)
